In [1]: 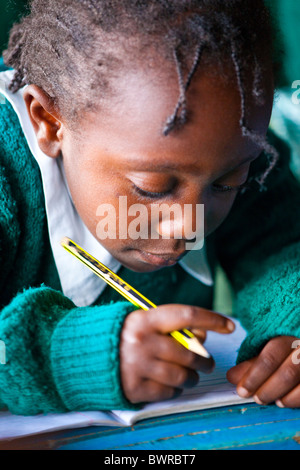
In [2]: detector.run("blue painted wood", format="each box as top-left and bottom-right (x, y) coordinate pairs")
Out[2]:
(55, 404), (300, 450)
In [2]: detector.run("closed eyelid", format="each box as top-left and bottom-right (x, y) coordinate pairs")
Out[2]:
(127, 157), (255, 197)
(128, 175), (177, 193)
(131, 182), (173, 199)
(214, 160), (252, 185)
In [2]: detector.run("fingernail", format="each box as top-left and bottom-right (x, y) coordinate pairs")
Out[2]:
(276, 400), (285, 408)
(254, 395), (264, 405)
(227, 321), (235, 332)
(237, 387), (250, 398)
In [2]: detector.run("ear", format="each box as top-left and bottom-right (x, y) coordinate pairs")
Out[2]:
(23, 85), (64, 158)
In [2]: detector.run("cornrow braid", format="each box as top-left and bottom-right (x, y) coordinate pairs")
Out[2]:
(4, 20), (29, 92)
(230, 37), (279, 189)
(3, 0), (278, 187)
(163, 43), (205, 136)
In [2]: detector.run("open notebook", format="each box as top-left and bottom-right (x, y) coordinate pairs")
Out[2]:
(0, 318), (254, 440)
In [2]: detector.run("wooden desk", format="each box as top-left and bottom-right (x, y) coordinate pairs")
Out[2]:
(1, 403), (300, 450)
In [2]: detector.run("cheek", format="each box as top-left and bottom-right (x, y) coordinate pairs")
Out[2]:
(64, 164), (120, 233)
(68, 172), (143, 246)
(204, 194), (238, 236)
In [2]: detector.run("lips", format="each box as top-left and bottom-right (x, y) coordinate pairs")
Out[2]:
(136, 249), (186, 267)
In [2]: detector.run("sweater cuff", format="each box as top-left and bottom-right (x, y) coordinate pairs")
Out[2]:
(50, 301), (139, 411)
(237, 311), (300, 363)
(235, 242), (300, 363)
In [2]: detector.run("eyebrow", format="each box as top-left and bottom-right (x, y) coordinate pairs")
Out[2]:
(123, 152), (259, 174)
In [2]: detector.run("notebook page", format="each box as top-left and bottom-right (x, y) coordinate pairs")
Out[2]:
(0, 411), (123, 440)
(113, 319), (254, 425)
(0, 318), (252, 440)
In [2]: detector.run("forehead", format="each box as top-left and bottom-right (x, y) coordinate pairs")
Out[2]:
(73, 61), (273, 172)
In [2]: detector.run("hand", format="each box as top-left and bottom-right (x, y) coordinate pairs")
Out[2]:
(120, 304), (235, 404)
(227, 336), (300, 408)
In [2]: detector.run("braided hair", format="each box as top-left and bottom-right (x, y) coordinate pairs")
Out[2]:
(3, 0), (278, 188)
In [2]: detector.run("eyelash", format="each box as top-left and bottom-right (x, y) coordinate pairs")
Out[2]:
(132, 181), (250, 200)
(212, 182), (250, 193)
(133, 185), (170, 200)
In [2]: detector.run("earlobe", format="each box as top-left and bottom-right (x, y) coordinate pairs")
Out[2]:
(23, 85), (63, 159)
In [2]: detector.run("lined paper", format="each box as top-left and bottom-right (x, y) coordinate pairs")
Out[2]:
(0, 318), (254, 440)
(113, 319), (254, 424)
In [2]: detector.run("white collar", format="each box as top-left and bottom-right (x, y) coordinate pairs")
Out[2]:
(0, 70), (213, 307)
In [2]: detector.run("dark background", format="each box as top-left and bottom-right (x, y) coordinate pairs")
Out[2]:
(0, 0), (299, 86)
(0, 0), (29, 50)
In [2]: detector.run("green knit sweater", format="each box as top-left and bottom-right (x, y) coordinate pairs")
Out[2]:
(0, 98), (299, 416)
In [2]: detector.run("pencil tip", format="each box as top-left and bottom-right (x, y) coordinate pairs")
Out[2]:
(60, 236), (70, 247)
(188, 337), (211, 359)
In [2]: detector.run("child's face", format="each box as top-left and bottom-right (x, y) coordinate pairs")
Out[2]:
(26, 62), (273, 272)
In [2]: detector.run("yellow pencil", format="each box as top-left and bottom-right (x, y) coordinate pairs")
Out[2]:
(60, 237), (211, 359)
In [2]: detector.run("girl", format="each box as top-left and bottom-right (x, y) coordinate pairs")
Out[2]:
(0, 0), (299, 415)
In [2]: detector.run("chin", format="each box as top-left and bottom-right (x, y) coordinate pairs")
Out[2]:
(120, 260), (164, 273)
(110, 247), (180, 272)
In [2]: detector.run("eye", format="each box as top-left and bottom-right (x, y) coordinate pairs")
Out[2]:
(212, 182), (250, 193)
(133, 184), (170, 200)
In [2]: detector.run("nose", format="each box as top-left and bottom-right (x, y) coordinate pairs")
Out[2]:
(153, 200), (204, 242)
(156, 210), (187, 239)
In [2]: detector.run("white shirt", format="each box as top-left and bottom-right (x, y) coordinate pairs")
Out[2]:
(0, 70), (213, 307)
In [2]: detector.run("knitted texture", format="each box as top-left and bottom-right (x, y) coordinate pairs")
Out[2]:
(0, 287), (74, 414)
(213, 132), (300, 361)
(0, 100), (61, 307)
(98, 261), (214, 309)
(235, 241), (300, 362)
(51, 301), (137, 411)
(0, 100), (213, 414)
(0, 286), (135, 415)
(0, 93), (299, 414)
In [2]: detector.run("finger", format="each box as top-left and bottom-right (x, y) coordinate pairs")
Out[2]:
(150, 334), (215, 373)
(226, 359), (255, 385)
(146, 304), (235, 335)
(144, 359), (200, 389)
(190, 329), (207, 344)
(253, 352), (300, 405)
(236, 337), (292, 399)
(276, 384), (300, 409)
(130, 379), (181, 404)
